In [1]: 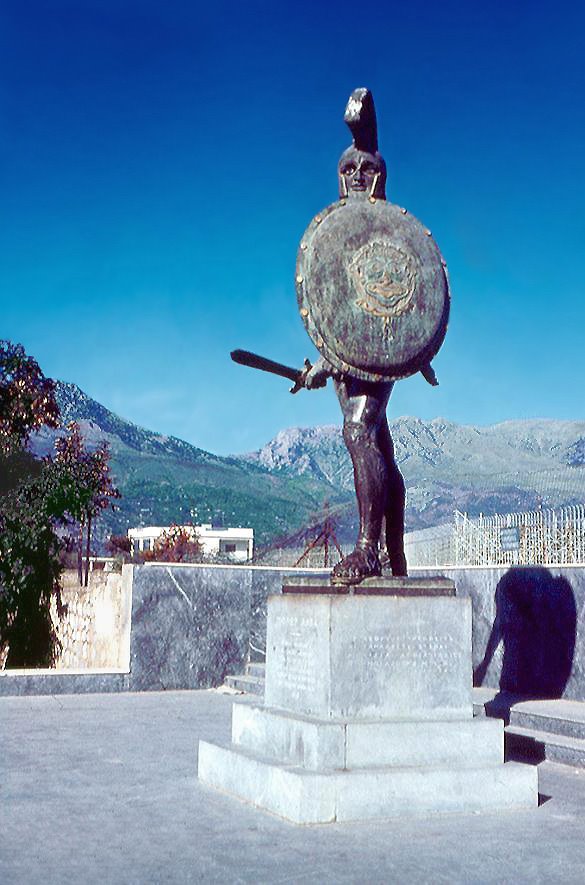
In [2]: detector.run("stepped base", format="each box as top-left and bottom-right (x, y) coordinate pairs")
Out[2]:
(232, 701), (504, 769)
(198, 740), (538, 824)
(200, 586), (539, 823)
(506, 725), (585, 767)
(474, 692), (585, 769)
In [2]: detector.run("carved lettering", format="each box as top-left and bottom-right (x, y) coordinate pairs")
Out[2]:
(349, 629), (461, 676)
(271, 614), (319, 698)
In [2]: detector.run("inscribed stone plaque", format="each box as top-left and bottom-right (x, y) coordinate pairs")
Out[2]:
(264, 595), (331, 714)
(329, 596), (471, 719)
(264, 592), (472, 719)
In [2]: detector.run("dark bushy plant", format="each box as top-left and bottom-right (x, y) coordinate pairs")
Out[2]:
(0, 464), (66, 666)
(0, 340), (119, 666)
(0, 340), (59, 455)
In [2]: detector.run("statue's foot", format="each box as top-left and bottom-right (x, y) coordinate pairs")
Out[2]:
(331, 545), (381, 586)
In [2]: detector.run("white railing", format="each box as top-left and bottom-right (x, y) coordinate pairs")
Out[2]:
(451, 505), (585, 566)
(254, 505), (585, 569)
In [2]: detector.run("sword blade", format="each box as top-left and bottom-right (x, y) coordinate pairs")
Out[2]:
(230, 349), (301, 384)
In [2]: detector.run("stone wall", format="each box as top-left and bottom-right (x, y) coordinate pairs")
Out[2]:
(2, 563), (585, 700)
(128, 564), (327, 691)
(52, 568), (132, 670)
(119, 563), (585, 701)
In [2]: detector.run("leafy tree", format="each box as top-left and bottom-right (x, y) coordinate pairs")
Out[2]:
(0, 341), (62, 665)
(0, 460), (77, 667)
(106, 534), (132, 572)
(107, 534), (132, 557)
(53, 422), (120, 585)
(0, 340), (59, 456)
(0, 340), (60, 503)
(0, 340), (119, 665)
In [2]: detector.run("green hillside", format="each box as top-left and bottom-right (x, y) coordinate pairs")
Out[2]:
(32, 383), (351, 548)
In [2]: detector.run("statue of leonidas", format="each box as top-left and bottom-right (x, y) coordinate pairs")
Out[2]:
(232, 88), (449, 585)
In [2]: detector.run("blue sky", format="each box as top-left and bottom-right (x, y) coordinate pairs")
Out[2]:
(2, 0), (584, 455)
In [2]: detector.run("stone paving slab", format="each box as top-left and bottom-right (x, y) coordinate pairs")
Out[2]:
(3, 690), (585, 884)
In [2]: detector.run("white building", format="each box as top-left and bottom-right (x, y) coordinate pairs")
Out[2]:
(128, 524), (254, 562)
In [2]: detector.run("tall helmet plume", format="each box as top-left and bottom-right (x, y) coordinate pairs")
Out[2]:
(344, 87), (378, 154)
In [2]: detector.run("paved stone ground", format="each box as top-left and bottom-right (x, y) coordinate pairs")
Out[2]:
(2, 690), (585, 884)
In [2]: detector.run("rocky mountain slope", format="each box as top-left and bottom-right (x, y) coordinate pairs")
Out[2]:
(30, 382), (584, 549)
(245, 418), (585, 484)
(244, 418), (585, 538)
(30, 383), (351, 548)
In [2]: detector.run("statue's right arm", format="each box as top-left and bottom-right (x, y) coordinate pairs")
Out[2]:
(303, 355), (334, 389)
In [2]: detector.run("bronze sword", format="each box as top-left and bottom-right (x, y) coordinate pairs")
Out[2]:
(230, 349), (312, 394)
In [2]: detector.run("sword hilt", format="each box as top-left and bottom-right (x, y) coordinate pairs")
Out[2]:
(289, 358), (312, 394)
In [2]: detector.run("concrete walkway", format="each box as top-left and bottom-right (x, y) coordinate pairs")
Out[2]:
(2, 690), (585, 884)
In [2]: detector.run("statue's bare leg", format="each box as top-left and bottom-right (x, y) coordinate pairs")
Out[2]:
(331, 378), (393, 584)
(377, 418), (407, 576)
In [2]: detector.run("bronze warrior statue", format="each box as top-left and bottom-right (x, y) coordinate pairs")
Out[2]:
(232, 88), (449, 586)
(296, 88), (449, 585)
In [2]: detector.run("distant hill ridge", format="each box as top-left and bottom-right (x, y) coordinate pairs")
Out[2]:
(28, 381), (585, 548)
(54, 382), (230, 464)
(243, 418), (585, 490)
(28, 382), (351, 547)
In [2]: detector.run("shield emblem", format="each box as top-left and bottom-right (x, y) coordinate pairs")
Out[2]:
(296, 199), (450, 381)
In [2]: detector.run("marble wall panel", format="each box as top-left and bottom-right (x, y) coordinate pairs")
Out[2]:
(413, 567), (585, 701)
(3, 564), (585, 699)
(129, 564), (254, 691)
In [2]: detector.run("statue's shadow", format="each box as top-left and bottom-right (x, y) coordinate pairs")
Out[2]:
(474, 567), (577, 719)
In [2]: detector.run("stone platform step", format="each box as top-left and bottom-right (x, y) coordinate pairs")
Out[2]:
(473, 689), (585, 769)
(246, 662), (266, 679)
(505, 724), (585, 768)
(198, 739), (538, 825)
(510, 699), (585, 740)
(227, 675), (585, 769)
(224, 673), (265, 696)
(233, 700), (504, 770)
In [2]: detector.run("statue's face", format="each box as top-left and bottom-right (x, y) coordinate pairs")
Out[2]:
(338, 148), (386, 199)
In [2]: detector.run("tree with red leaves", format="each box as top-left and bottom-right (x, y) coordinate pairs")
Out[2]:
(53, 422), (120, 585)
(142, 524), (202, 563)
(0, 341), (64, 665)
(107, 534), (132, 558)
(0, 341), (120, 665)
(0, 340), (59, 455)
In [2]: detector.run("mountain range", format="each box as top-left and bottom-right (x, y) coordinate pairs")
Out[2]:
(244, 418), (585, 543)
(29, 382), (585, 550)
(29, 383), (351, 548)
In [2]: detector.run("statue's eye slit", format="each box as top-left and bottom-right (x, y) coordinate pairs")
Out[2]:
(343, 165), (356, 175)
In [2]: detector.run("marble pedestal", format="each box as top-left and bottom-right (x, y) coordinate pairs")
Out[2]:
(198, 579), (538, 824)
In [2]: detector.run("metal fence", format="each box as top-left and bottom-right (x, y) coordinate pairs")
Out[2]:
(451, 506), (585, 567)
(254, 544), (351, 569)
(255, 505), (585, 570)
(404, 524), (455, 568)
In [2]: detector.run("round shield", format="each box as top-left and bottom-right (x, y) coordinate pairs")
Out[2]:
(296, 199), (450, 381)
